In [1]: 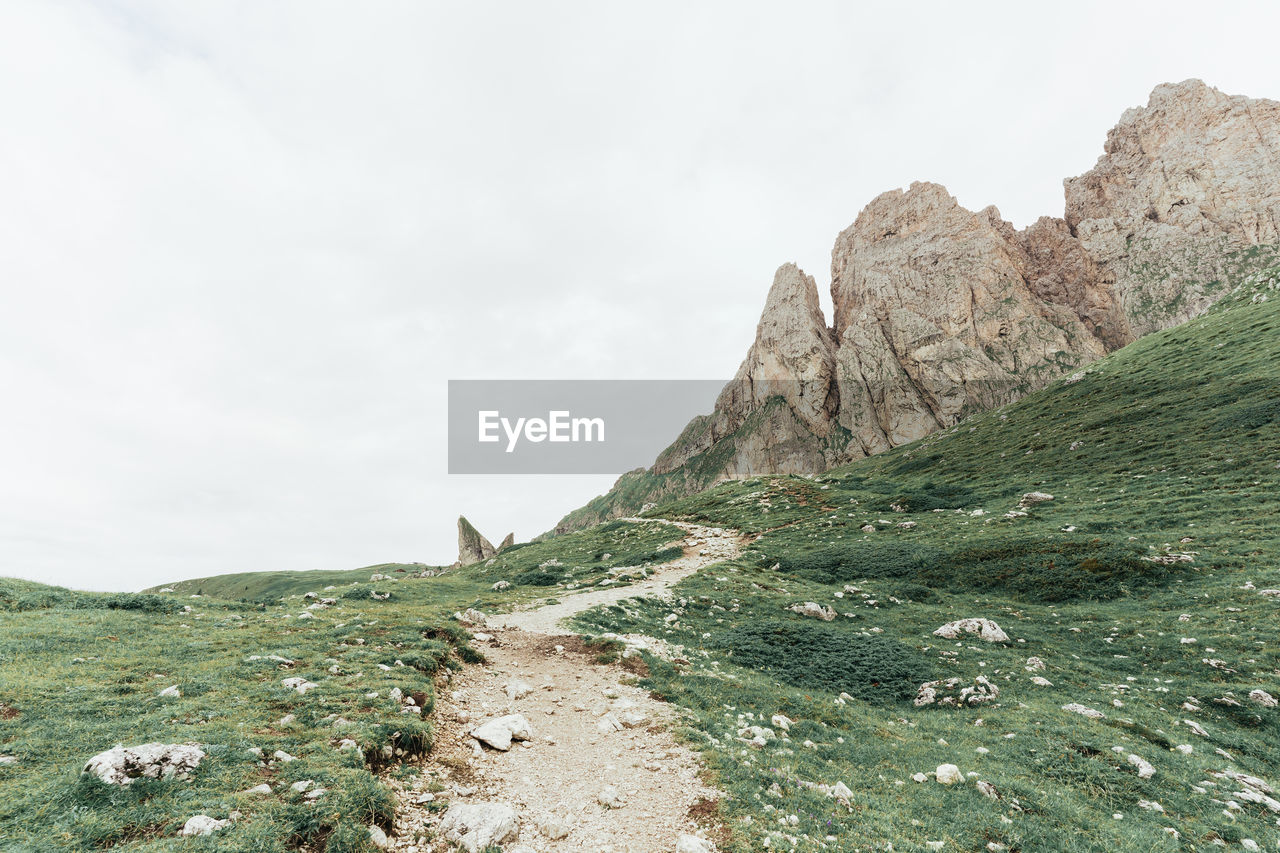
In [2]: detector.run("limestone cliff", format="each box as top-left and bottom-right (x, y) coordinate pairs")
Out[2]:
(457, 516), (496, 566)
(553, 80), (1280, 534)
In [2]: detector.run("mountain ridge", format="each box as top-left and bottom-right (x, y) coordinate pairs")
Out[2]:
(553, 78), (1280, 534)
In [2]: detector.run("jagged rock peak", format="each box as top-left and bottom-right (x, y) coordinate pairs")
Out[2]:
(498, 532), (515, 552)
(713, 262), (838, 439)
(1065, 79), (1280, 335)
(457, 516), (496, 566)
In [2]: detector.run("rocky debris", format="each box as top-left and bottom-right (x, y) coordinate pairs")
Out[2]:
(470, 714), (533, 751)
(439, 802), (520, 852)
(537, 815), (572, 840)
(455, 608), (488, 625)
(933, 618), (1010, 643)
(492, 580), (511, 591)
(1128, 754), (1156, 779)
(457, 516), (497, 567)
(179, 815), (230, 836)
(1063, 703), (1106, 719)
(677, 835), (717, 853)
(914, 676), (1000, 708)
(82, 743), (205, 786)
(1248, 689), (1277, 707)
(976, 780), (1000, 800)
(597, 784), (626, 808)
(935, 764), (964, 785)
(1017, 492), (1054, 508)
(788, 601), (836, 621)
(504, 679), (533, 701)
(281, 677), (317, 695)
(1025, 657), (1046, 671)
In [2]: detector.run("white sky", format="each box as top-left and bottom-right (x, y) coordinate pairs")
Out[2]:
(2, 1), (1278, 591)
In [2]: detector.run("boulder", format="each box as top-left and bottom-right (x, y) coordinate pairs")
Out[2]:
(788, 601), (836, 621)
(677, 836), (716, 853)
(935, 764), (964, 785)
(933, 618), (1010, 643)
(470, 714), (533, 751)
(439, 802), (519, 852)
(83, 743), (205, 786)
(179, 815), (230, 836)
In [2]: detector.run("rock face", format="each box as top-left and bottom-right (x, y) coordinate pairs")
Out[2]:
(1065, 80), (1280, 336)
(457, 516), (496, 566)
(555, 80), (1280, 532)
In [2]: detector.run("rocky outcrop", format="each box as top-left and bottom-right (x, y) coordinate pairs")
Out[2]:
(497, 532), (515, 552)
(554, 80), (1280, 532)
(1065, 79), (1280, 336)
(457, 516), (496, 566)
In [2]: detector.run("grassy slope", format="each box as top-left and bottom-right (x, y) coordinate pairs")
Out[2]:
(0, 520), (688, 852)
(567, 268), (1280, 851)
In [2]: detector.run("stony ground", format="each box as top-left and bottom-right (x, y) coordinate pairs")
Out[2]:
(387, 521), (743, 853)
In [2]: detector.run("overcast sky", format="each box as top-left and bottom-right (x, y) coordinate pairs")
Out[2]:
(2, 1), (1278, 591)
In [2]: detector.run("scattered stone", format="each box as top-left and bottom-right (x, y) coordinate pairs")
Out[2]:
(158, 685), (181, 698)
(368, 824), (389, 849)
(936, 764), (964, 785)
(1248, 689), (1277, 708)
(788, 602), (836, 621)
(914, 676), (999, 708)
(439, 802), (519, 852)
(976, 780), (999, 800)
(470, 714), (533, 751)
(1031, 676), (1053, 687)
(677, 835), (716, 853)
(179, 815), (230, 836)
(455, 608), (489, 625)
(82, 743), (205, 786)
(597, 784), (626, 808)
(1024, 657), (1045, 671)
(281, 677), (317, 695)
(1017, 492), (1054, 508)
(504, 679), (533, 701)
(538, 815), (571, 840)
(1127, 754), (1156, 779)
(1062, 703), (1105, 719)
(241, 783), (273, 796)
(933, 619), (1009, 643)
(492, 581), (511, 591)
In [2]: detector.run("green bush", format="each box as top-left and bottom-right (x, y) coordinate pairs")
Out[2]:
(714, 620), (931, 703)
(777, 542), (944, 584)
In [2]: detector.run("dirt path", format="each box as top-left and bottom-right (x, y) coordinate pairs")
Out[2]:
(387, 520), (743, 853)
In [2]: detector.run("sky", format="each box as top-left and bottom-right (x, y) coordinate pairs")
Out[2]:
(2, 1), (1279, 591)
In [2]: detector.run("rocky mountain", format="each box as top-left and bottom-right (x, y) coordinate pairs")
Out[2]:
(555, 80), (1280, 533)
(457, 516), (496, 566)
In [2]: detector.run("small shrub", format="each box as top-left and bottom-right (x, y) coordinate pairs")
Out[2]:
(714, 620), (931, 703)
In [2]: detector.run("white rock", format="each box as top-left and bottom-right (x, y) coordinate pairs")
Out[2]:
(1127, 753), (1156, 779)
(1062, 703), (1105, 719)
(82, 743), (205, 786)
(933, 619), (1009, 643)
(1248, 689), (1277, 708)
(597, 784), (625, 808)
(368, 824), (389, 849)
(1024, 656), (1045, 671)
(179, 815), (230, 836)
(676, 835), (716, 853)
(273, 750), (297, 763)
(242, 783), (273, 796)
(538, 815), (571, 840)
(158, 685), (181, 699)
(1031, 676), (1053, 687)
(439, 802), (519, 852)
(504, 679), (534, 701)
(281, 677), (318, 695)
(788, 601), (837, 621)
(1018, 492), (1054, 508)
(935, 764), (964, 785)
(470, 714), (533, 751)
